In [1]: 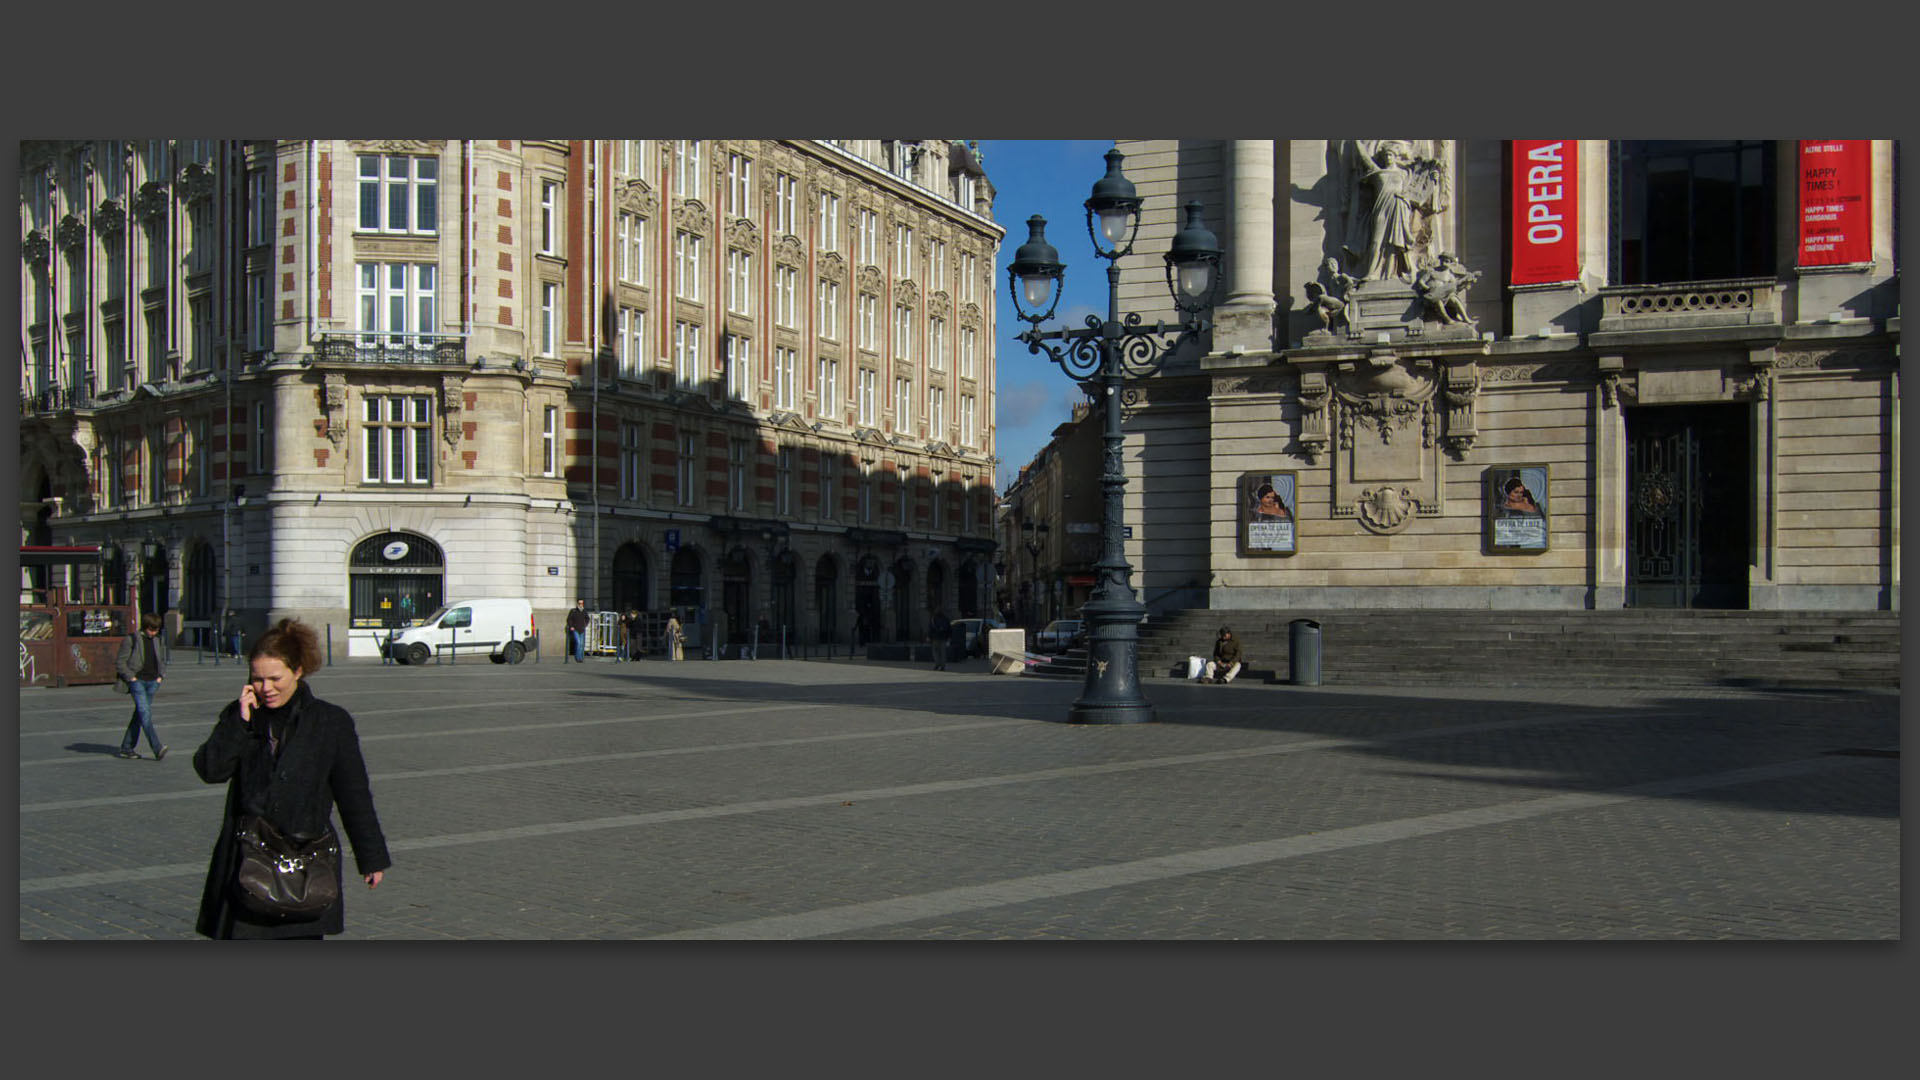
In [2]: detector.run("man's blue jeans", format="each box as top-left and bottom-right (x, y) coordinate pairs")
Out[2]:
(568, 629), (585, 662)
(121, 679), (162, 753)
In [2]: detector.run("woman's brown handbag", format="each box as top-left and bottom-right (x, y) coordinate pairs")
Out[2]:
(233, 814), (340, 919)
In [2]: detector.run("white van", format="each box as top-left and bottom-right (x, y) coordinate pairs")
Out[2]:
(388, 598), (536, 665)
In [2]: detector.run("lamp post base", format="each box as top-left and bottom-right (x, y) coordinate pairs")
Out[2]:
(1069, 698), (1156, 725)
(1068, 589), (1155, 724)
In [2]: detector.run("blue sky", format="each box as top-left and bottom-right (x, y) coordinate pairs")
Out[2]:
(978, 140), (1116, 493)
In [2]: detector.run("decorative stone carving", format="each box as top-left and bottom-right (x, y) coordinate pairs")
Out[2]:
(1598, 371), (1621, 409)
(321, 372), (348, 446)
(958, 303), (981, 329)
(857, 266), (883, 294)
(1356, 486), (1419, 534)
(361, 140), (438, 155)
(22, 229), (51, 269)
(1415, 252), (1478, 327)
(1334, 140), (1451, 284)
(133, 181), (168, 224)
(894, 280), (917, 308)
(617, 180), (657, 217)
(1213, 374), (1288, 397)
(671, 200), (710, 234)
(1305, 281), (1350, 336)
(1296, 369), (1331, 464)
(55, 214), (88, 252)
(775, 234), (806, 266)
(728, 218), (760, 249)
(94, 198), (126, 237)
(179, 161), (215, 204)
(818, 251), (846, 281)
(440, 378), (463, 447)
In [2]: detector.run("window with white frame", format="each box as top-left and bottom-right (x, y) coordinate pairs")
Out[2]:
(953, 171), (975, 211)
(673, 140), (702, 199)
(540, 282), (558, 356)
(726, 249), (752, 314)
(357, 262), (437, 349)
(818, 280), (840, 339)
(960, 326), (977, 379)
(617, 306), (647, 379)
(622, 139), (649, 180)
(674, 231), (702, 301)
(959, 393), (977, 448)
(892, 304), (913, 362)
(894, 224), (914, 277)
(961, 251), (977, 303)
(896, 464), (910, 525)
(775, 173), (798, 235)
(773, 266), (797, 327)
(620, 421), (644, 499)
(673, 320), (700, 389)
(728, 437), (749, 511)
(358, 154), (437, 235)
(541, 405), (557, 476)
(857, 368), (876, 426)
(190, 296), (212, 371)
(819, 452), (837, 521)
(191, 417), (209, 497)
(930, 470), (942, 531)
(539, 180), (558, 255)
(774, 346), (797, 410)
(247, 272), (271, 351)
(247, 169), (272, 247)
(929, 239), (946, 293)
(929, 385), (945, 438)
(928, 316), (946, 371)
(859, 464), (873, 523)
(726, 152), (752, 218)
(776, 446), (793, 516)
(858, 208), (879, 265)
(618, 213), (647, 284)
(723, 334), (751, 401)
(362, 394), (433, 485)
(817, 191), (840, 251)
(858, 294), (878, 350)
(104, 319), (127, 389)
(817, 357), (839, 423)
(676, 430), (697, 507)
(893, 376), (912, 432)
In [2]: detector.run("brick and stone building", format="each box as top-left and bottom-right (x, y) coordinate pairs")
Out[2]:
(19, 139), (1005, 654)
(1103, 140), (1898, 614)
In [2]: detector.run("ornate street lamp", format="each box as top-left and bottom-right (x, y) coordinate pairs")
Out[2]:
(1009, 147), (1222, 724)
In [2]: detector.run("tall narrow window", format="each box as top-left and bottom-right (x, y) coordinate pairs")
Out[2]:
(858, 208), (879, 265)
(928, 316), (946, 371)
(894, 224), (914, 277)
(191, 417), (209, 497)
(726, 249), (753, 315)
(774, 346), (798, 410)
(247, 272), (270, 352)
(959, 393), (976, 448)
(960, 326), (976, 378)
(894, 376), (913, 432)
(620, 421), (643, 499)
(859, 464), (873, 523)
(676, 430), (697, 507)
(818, 280), (840, 339)
(929, 239), (946, 293)
(817, 357), (839, 423)
(541, 282), (558, 356)
(675, 231), (703, 301)
(929, 385), (945, 437)
(252, 400), (268, 474)
(673, 321), (700, 388)
(893, 304), (913, 363)
(673, 140), (702, 199)
(622, 139), (649, 180)
(817, 192), (840, 251)
(728, 437), (749, 511)
(247, 169), (272, 247)
(857, 368), (877, 426)
(858, 294), (878, 350)
(362, 394), (433, 485)
(896, 465), (910, 526)
(617, 306), (647, 379)
(930, 470), (942, 531)
(776, 446), (794, 516)
(357, 154), (437, 235)
(775, 173), (798, 235)
(724, 334), (751, 401)
(618, 213), (647, 284)
(960, 252), (977, 303)
(541, 405), (557, 477)
(773, 266), (797, 327)
(726, 153), (752, 218)
(356, 262), (436, 351)
(540, 181), (558, 255)
(819, 452), (837, 522)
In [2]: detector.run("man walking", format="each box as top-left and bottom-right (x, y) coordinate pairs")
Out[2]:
(565, 599), (590, 663)
(929, 610), (952, 671)
(114, 613), (169, 760)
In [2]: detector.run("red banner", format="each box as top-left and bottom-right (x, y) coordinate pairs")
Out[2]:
(1510, 140), (1579, 285)
(1798, 140), (1873, 266)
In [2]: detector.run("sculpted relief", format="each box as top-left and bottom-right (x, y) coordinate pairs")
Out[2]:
(1336, 139), (1451, 284)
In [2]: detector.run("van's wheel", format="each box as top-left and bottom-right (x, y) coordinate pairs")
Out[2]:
(504, 641), (526, 665)
(406, 642), (431, 666)
(489, 651), (506, 664)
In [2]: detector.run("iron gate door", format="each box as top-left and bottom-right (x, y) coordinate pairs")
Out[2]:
(1626, 405), (1749, 609)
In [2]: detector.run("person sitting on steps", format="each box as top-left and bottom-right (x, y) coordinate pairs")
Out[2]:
(1202, 626), (1242, 684)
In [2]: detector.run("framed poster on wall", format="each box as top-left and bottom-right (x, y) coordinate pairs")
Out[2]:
(1485, 465), (1549, 553)
(1237, 471), (1298, 557)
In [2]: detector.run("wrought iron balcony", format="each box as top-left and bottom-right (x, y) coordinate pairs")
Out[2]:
(20, 384), (92, 416)
(312, 333), (466, 366)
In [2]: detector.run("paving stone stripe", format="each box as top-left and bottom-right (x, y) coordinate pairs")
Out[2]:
(19, 710), (1680, 894)
(651, 752), (1889, 940)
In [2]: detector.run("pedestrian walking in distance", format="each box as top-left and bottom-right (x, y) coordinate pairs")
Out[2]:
(192, 618), (390, 940)
(114, 613), (169, 760)
(565, 599), (590, 663)
(929, 610), (951, 671)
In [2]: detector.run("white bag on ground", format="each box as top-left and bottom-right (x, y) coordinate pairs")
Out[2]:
(1187, 655), (1206, 680)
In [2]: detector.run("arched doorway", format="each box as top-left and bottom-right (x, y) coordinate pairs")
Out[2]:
(956, 559), (980, 618)
(611, 541), (650, 613)
(669, 547), (704, 619)
(772, 549), (798, 641)
(348, 531), (444, 630)
(721, 547), (751, 647)
(814, 554), (839, 643)
(925, 560), (946, 619)
(853, 555), (880, 646)
(891, 557), (915, 642)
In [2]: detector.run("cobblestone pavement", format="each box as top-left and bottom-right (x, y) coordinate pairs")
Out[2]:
(17, 650), (1899, 940)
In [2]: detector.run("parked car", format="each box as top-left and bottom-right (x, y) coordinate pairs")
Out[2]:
(1033, 619), (1085, 652)
(388, 598), (537, 665)
(950, 617), (1005, 657)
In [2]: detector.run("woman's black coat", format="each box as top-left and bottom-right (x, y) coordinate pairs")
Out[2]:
(192, 680), (391, 939)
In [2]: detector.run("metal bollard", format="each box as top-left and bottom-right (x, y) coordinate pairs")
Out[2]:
(325, 624), (332, 668)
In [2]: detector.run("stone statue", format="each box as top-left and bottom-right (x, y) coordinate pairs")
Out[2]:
(1414, 251), (1479, 326)
(1337, 140), (1450, 284)
(1305, 282), (1348, 335)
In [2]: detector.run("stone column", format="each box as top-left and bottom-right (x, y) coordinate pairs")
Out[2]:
(1213, 140), (1276, 355)
(1591, 355), (1627, 609)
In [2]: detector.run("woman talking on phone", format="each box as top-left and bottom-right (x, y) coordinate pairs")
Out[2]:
(192, 618), (391, 940)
